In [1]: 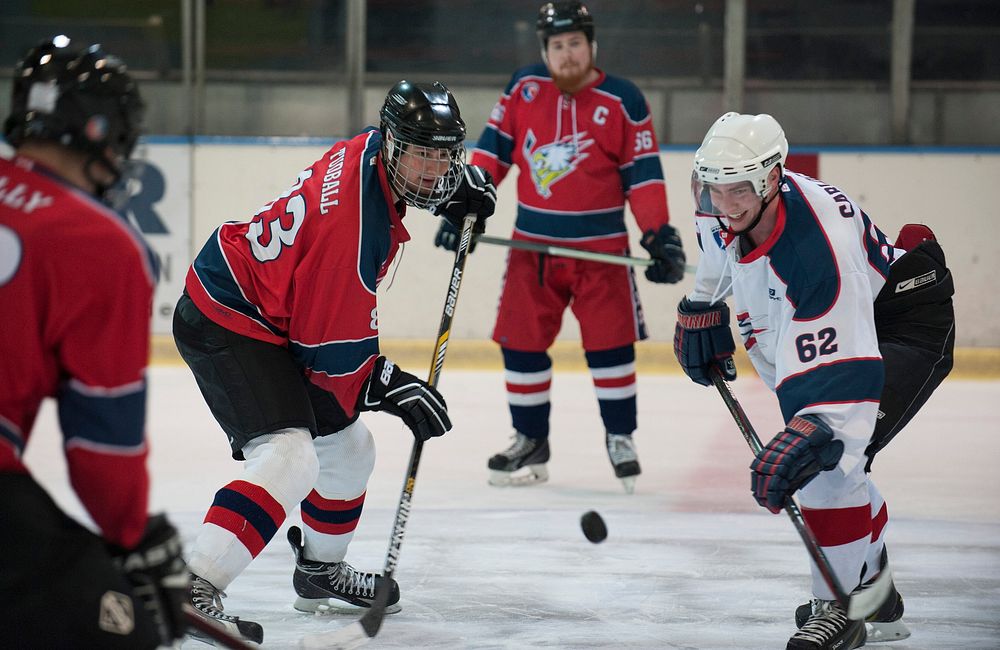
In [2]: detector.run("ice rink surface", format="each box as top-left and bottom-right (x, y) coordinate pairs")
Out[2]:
(24, 367), (1000, 649)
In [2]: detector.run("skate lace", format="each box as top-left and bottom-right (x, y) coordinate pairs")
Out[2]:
(313, 562), (378, 598)
(795, 599), (849, 643)
(501, 433), (535, 457)
(191, 576), (240, 623)
(606, 435), (637, 465)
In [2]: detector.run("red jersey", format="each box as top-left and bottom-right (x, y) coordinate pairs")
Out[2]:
(185, 129), (409, 418)
(471, 64), (670, 254)
(0, 155), (156, 549)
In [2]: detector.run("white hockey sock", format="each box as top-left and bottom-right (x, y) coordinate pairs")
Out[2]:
(188, 427), (319, 589)
(300, 420), (376, 563)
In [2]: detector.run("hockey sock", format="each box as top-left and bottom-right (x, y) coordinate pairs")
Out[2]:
(585, 345), (637, 436)
(862, 480), (889, 583)
(502, 348), (552, 439)
(188, 427), (319, 589)
(301, 420), (376, 563)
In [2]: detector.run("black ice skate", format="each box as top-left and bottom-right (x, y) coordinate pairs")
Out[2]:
(487, 432), (550, 486)
(795, 548), (910, 642)
(187, 573), (263, 646)
(287, 526), (400, 614)
(606, 433), (640, 494)
(788, 599), (866, 650)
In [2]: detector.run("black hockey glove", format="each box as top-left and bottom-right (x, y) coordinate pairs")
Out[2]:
(750, 415), (844, 513)
(107, 513), (189, 645)
(358, 356), (452, 441)
(432, 164), (496, 231)
(640, 224), (686, 284)
(674, 297), (737, 386)
(433, 219), (478, 253)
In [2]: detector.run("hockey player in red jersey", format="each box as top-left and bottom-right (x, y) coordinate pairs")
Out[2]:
(0, 37), (188, 648)
(434, 1), (686, 493)
(173, 80), (495, 644)
(676, 112), (955, 649)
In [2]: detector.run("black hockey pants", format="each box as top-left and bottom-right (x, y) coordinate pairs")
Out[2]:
(866, 239), (955, 470)
(0, 473), (162, 649)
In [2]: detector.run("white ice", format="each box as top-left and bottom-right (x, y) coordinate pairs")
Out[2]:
(23, 367), (1000, 649)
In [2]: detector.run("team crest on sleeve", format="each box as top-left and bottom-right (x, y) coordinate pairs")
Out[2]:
(522, 128), (594, 198)
(521, 81), (540, 102)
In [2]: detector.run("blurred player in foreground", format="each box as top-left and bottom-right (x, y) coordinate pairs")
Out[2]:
(0, 36), (187, 648)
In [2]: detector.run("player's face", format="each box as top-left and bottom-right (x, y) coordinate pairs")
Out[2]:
(396, 145), (453, 199)
(546, 31), (592, 91)
(706, 181), (762, 232)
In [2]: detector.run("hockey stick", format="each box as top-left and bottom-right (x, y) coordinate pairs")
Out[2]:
(710, 371), (893, 620)
(182, 605), (256, 650)
(476, 234), (697, 274)
(297, 215), (478, 650)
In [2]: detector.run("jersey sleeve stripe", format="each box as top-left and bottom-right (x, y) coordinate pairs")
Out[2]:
(0, 416), (24, 457)
(58, 381), (147, 448)
(776, 357), (884, 423)
(475, 125), (515, 167)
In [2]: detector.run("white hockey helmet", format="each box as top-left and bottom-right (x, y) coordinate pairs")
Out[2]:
(693, 112), (788, 201)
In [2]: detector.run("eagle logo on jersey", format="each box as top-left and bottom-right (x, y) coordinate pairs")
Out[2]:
(522, 128), (593, 198)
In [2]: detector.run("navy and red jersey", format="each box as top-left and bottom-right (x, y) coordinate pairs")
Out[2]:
(185, 129), (408, 418)
(471, 63), (670, 253)
(0, 155), (157, 549)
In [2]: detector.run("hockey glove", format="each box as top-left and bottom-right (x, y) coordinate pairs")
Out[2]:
(640, 224), (686, 284)
(433, 219), (478, 253)
(107, 513), (189, 645)
(432, 164), (496, 231)
(750, 415), (845, 513)
(674, 297), (737, 386)
(358, 356), (452, 441)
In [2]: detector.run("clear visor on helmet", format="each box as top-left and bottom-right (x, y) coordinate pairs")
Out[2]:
(691, 170), (763, 223)
(384, 132), (466, 210)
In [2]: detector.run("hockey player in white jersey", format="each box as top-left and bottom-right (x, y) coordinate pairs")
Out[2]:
(674, 113), (955, 650)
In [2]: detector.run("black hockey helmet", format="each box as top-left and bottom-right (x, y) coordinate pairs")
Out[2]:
(3, 35), (145, 183)
(536, 1), (595, 47)
(379, 80), (466, 210)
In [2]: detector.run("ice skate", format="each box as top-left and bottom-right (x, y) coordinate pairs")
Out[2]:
(606, 433), (640, 494)
(287, 526), (400, 614)
(795, 548), (910, 642)
(187, 573), (263, 646)
(488, 432), (550, 486)
(788, 599), (866, 650)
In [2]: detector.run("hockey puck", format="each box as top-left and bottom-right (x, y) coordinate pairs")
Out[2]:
(580, 510), (607, 543)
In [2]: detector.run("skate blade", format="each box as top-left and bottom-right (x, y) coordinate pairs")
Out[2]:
(866, 619), (911, 642)
(294, 596), (401, 616)
(488, 465), (548, 487)
(620, 476), (636, 494)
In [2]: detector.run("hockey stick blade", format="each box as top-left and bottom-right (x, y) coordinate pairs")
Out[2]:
(476, 234), (697, 273)
(297, 620), (370, 650)
(182, 605), (257, 650)
(846, 565), (894, 620)
(299, 215), (478, 649)
(710, 372), (886, 620)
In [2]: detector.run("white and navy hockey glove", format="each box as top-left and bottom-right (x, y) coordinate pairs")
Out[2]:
(750, 415), (844, 513)
(358, 356), (452, 441)
(674, 298), (737, 386)
(432, 164), (496, 231)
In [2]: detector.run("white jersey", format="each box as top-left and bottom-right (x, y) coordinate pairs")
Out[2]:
(690, 171), (906, 474)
